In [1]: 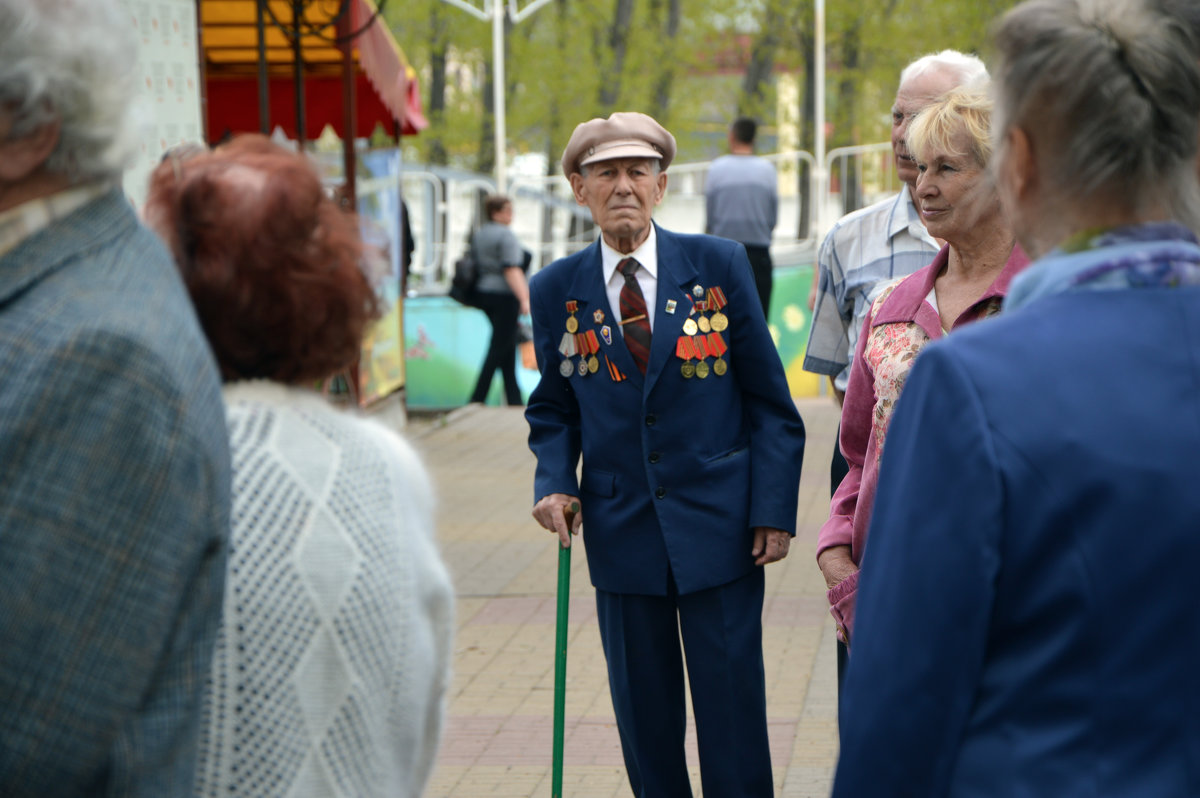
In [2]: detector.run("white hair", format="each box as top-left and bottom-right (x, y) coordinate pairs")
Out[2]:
(899, 50), (989, 91)
(0, 0), (139, 183)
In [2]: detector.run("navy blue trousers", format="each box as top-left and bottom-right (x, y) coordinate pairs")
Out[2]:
(595, 568), (772, 797)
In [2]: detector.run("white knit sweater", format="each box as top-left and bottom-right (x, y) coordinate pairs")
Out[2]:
(195, 382), (454, 798)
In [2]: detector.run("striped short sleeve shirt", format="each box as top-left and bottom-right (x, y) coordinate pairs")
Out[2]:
(803, 190), (939, 391)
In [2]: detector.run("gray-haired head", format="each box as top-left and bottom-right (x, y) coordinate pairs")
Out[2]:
(0, 0), (139, 184)
(899, 50), (989, 93)
(992, 0), (1200, 234)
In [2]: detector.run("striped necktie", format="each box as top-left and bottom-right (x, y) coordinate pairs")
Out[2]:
(617, 257), (652, 374)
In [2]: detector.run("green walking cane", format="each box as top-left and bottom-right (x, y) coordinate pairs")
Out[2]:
(552, 501), (578, 798)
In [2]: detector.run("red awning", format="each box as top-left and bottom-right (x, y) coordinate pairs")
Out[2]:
(201, 0), (427, 141)
(206, 71), (426, 141)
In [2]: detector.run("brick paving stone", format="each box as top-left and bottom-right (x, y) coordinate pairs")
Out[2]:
(411, 398), (843, 797)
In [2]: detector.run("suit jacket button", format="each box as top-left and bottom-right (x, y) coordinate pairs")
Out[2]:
(648, 451), (661, 464)
(645, 414), (657, 426)
(655, 486), (667, 499)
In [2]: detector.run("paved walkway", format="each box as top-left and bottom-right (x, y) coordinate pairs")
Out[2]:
(407, 397), (842, 797)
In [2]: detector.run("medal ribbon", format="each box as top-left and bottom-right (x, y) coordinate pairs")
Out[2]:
(585, 330), (600, 355)
(707, 287), (727, 310)
(566, 300), (578, 313)
(707, 332), (727, 357)
(559, 332), (578, 357)
(693, 335), (712, 359)
(676, 336), (698, 361)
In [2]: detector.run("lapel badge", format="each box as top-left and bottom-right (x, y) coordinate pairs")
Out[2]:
(593, 309), (605, 325)
(665, 298), (677, 315)
(601, 325), (613, 346)
(692, 284), (704, 299)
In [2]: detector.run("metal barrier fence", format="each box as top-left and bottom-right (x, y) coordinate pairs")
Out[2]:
(390, 141), (897, 294)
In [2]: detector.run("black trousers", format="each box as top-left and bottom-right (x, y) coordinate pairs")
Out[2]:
(469, 291), (522, 405)
(743, 244), (773, 319)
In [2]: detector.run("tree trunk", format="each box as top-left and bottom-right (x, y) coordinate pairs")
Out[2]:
(427, 2), (448, 165)
(650, 0), (681, 121)
(739, 2), (785, 118)
(598, 0), (634, 109)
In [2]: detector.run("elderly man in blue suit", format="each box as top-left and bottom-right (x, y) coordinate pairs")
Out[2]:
(526, 111), (805, 797)
(0, 2), (231, 795)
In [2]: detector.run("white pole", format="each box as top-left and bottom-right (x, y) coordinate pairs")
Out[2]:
(814, 0), (826, 237)
(492, 0), (507, 192)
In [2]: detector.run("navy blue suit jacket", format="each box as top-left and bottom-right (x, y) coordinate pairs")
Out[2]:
(526, 225), (804, 596)
(835, 284), (1200, 797)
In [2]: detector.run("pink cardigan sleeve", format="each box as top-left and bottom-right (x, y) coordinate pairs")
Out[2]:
(816, 308), (876, 562)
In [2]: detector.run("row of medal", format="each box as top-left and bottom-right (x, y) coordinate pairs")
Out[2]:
(678, 286), (729, 379)
(555, 285), (732, 381)
(558, 301), (628, 381)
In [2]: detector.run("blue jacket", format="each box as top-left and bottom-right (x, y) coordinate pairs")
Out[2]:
(834, 230), (1200, 797)
(0, 189), (231, 797)
(526, 225), (804, 595)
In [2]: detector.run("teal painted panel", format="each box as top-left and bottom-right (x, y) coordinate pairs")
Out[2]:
(403, 262), (817, 409)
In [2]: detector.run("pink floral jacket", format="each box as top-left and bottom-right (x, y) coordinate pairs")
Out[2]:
(818, 244), (1030, 641)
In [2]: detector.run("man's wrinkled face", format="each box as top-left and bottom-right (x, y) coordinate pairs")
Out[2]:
(892, 68), (962, 187)
(570, 157), (667, 248)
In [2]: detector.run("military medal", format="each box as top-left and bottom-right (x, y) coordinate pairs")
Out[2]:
(565, 300), (579, 334)
(693, 334), (712, 379)
(558, 330), (579, 377)
(708, 288), (729, 332)
(593, 309), (605, 324)
(676, 336), (697, 379)
(601, 325), (613, 346)
(682, 317), (698, 336)
(708, 332), (728, 376)
(692, 284), (704, 299)
(697, 314), (712, 334)
(577, 329), (601, 375)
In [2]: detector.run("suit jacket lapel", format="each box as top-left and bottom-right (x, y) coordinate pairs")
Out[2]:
(644, 225), (698, 394)
(566, 241), (643, 387)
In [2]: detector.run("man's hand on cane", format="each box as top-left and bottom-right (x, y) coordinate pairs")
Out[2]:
(533, 493), (582, 548)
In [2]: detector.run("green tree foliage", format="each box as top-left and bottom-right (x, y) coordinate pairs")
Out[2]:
(384, 0), (1021, 170)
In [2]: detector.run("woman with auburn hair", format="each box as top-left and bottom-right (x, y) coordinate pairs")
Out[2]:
(144, 135), (454, 798)
(816, 84), (1029, 647)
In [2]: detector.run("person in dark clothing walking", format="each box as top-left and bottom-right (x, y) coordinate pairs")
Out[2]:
(469, 194), (529, 405)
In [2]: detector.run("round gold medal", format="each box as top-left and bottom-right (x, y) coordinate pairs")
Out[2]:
(682, 318), (698, 336)
(710, 312), (728, 332)
(680, 361), (696, 379)
(588, 355), (600, 374)
(566, 316), (579, 333)
(695, 361), (710, 379)
(713, 357), (728, 376)
(698, 315), (712, 333)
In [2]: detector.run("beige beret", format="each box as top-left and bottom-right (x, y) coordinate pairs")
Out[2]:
(560, 111), (677, 176)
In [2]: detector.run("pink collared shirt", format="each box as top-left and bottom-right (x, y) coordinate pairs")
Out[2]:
(818, 243), (1030, 637)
